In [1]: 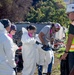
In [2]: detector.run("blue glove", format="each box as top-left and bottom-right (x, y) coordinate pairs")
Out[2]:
(36, 41), (40, 45)
(41, 45), (51, 51)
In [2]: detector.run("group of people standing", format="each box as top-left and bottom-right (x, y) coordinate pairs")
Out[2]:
(0, 3), (74, 75)
(0, 18), (61, 75)
(0, 19), (17, 75)
(21, 23), (61, 75)
(21, 3), (74, 75)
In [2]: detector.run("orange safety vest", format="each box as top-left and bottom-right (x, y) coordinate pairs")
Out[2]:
(69, 39), (74, 52)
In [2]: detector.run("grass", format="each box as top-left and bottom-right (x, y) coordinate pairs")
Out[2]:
(52, 52), (60, 75)
(56, 47), (65, 58)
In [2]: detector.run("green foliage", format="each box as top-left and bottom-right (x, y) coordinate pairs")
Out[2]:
(56, 47), (65, 58)
(26, 0), (69, 27)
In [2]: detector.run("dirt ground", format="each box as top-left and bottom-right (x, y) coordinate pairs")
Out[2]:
(17, 53), (60, 75)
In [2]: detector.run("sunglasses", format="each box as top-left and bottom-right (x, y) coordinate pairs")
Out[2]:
(55, 29), (59, 32)
(55, 29), (57, 32)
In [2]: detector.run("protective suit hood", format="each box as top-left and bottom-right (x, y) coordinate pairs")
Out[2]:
(0, 22), (5, 31)
(0, 22), (7, 35)
(21, 27), (37, 75)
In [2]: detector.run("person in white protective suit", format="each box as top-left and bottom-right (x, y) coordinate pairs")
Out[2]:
(8, 24), (18, 55)
(8, 24), (17, 38)
(21, 25), (37, 75)
(36, 23), (61, 75)
(0, 19), (16, 75)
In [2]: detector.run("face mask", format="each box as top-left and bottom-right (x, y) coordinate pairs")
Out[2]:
(28, 33), (33, 37)
(50, 29), (52, 34)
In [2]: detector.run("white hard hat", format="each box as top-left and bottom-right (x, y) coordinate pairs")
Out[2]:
(66, 4), (74, 13)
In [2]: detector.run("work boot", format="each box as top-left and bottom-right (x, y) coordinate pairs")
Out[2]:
(46, 73), (51, 75)
(43, 73), (47, 75)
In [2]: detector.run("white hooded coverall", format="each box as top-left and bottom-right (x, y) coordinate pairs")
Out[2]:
(35, 25), (54, 73)
(21, 28), (37, 75)
(0, 22), (16, 75)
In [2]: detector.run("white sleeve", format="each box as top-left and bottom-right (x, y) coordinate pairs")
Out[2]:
(3, 39), (16, 68)
(21, 33), (36, 44)
(13, 43), (18, 52)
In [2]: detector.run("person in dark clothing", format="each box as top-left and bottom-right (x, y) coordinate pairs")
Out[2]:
(61, 4), (74, 75)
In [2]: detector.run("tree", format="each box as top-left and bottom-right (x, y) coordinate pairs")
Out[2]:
(0, 0), (13, 19)
(26, 0), (69, 27)
(0, 0), (33, 22)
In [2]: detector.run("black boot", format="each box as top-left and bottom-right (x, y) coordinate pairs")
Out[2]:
(43, 73), (47, 75)
(46, 73), (51, 75)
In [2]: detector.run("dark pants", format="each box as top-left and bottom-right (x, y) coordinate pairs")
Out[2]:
(68, 52), (74, 73)
(60, 55), (69, 75)
(38, 65), (43, 75)
(38, 61), (52, 75)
